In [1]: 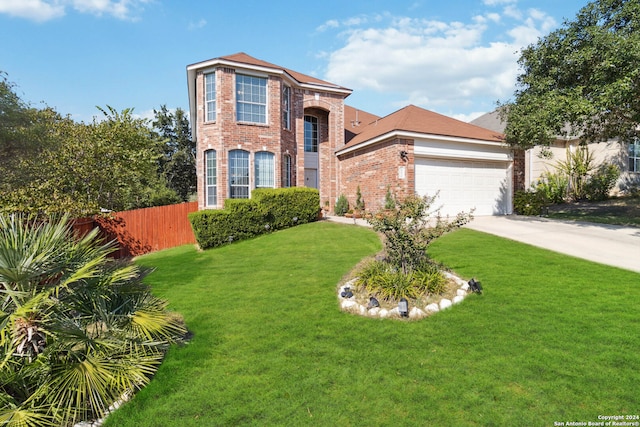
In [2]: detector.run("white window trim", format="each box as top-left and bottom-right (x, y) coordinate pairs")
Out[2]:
(235, 73), (268, 125)
(204, 72), (216, 122)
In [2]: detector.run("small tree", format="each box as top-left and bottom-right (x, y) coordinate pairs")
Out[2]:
(384, 186), (396, 210)
(367, 194), (473, 274)
(335, 194), (349, 216)
(355, 186), (365, 211)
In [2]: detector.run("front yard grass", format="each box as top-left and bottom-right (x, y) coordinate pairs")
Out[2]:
(546, 196), (640, 227)
(104, 222), (639, 427)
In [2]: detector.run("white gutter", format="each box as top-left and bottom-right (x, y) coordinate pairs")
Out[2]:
(336, 130), (507, 156)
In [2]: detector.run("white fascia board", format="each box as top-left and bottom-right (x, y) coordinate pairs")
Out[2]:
(187, 58), (351, 95)
(336, 130), (508, 156)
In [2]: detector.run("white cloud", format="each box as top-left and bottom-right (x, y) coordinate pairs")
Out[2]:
(188, 18), (207, 31)
(0, 0), (150, 22)
(0, 0), (65, 22)
(323, 6), (557, 116)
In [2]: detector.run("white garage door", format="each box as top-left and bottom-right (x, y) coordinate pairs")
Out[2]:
(415, 158), (512, 216)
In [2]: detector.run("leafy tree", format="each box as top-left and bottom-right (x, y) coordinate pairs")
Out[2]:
(366, 194), (473, 274)
(152, 105), (196, 201)
(0, 73), (62, 203)
(0, 92), (181, 216)
(500, 0), (640, 149)
(0, 214), (186, 427)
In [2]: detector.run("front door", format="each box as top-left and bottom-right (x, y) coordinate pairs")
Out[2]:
(304, 169), (318, 189)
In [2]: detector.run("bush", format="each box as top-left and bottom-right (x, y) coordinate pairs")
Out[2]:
(514, 189), (548, 216)
(355, 260), (447, 301)
(584, 163), (620, 201)
(189, 188), (320, 250)
(335, 194), (349, 216)
(533, 171), (568, 204)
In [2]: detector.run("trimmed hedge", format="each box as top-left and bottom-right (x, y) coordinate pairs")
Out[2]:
(189, 188), (320, 249)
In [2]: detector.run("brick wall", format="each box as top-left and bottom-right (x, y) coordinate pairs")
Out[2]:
(194, 67), (346, 210)
(337, 137), (415, 212)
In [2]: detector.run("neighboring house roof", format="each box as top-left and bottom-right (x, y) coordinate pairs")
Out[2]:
(471, 109), (581, 141)
(338, 104), (505, 155)
(470, 110), (506, 133)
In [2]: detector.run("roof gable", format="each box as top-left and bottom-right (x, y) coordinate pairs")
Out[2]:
(340, 105), (504, 152)
(193, 52), (350, 92)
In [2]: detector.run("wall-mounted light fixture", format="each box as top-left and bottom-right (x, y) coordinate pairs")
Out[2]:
(400, 150), (408, 161)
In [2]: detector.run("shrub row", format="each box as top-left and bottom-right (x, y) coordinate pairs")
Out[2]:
(188, 188), (320, 249)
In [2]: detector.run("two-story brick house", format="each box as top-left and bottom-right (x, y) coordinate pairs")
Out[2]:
(187, 53), (515, 216)
(187, 52), (351, 211)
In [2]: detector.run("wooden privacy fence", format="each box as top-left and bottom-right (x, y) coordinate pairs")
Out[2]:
(73, 201), (199, 258)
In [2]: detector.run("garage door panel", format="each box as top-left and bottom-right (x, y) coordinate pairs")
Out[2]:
(415, 158), (512, 216)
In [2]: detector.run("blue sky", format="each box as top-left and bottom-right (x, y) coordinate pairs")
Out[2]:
(0, 0), (588, 124)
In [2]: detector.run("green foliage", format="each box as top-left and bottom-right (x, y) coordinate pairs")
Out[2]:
(533, 171), (568, 204)
(151, 106), (195, 202)
(355, 260), (446, 301)
(354, 186), (364, 211)
(384, 186), (396, 210)
(189, 188), (320, 250)
(501, 0), (640, 148)
(366, 194), (473, 274)
(0, 74), (184, 217)
(514, 189), (548, 216)
(334, 194), (349, 216)
(555, 146), (596, 201)
(584, 163), (621, 201)
(0, 214), (186, 427)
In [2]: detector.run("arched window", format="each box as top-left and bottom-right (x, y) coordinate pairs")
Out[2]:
(205, 150), (217, 206)
(229, 149), (250, 198)
(255, 151), (275, 188)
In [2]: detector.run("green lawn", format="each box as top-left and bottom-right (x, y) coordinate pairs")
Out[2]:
(104, 222), (640, 427)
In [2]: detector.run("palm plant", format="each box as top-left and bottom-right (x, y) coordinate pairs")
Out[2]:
(0, 214), (186, 427)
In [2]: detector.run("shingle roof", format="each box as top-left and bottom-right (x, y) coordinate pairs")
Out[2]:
(215, 52), (351, 91)
(340, 105), (504, 152)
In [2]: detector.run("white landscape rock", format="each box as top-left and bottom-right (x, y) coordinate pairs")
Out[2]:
(439, 299), (452, 310)
(409, 307), (425, 319)
(378, 308), (389, 318)
(460, 283), (470, 291)
(368, 307), (380, 316)
(341, 300), (357, 310)
(456, 289), (467, 297)
(453, 295), (465, 304)
(425, 303), (440, 313)
(358, 304), (367, 315)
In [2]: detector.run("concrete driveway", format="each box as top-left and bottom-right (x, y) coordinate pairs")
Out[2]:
(466, 216), (640, 273)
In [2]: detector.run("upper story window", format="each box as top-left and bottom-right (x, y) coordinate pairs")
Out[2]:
(282, 86), (291, 130)
(629, 138), (640, 173)
(205, 150), (217, 206)
(283, 154), (292, 187)
(255, 151), (275, 188)
(236, 74), (267, 124)
(304, 115), (318, 153)
(205, 72), (216, 122)
(229, 149), (250, 198)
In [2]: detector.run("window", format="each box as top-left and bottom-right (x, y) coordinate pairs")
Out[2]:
(283, 154), (292, 187)
(255, 151), (275, 188)
(304, 115), (318, 152)
(205, 72), (216, 122)
(205, 150), (217, 206)
(282, 86), (291, 129)
(629, 138), (640, 173)
(236, 74), (267, 124)
(229, 150), (250, 198)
